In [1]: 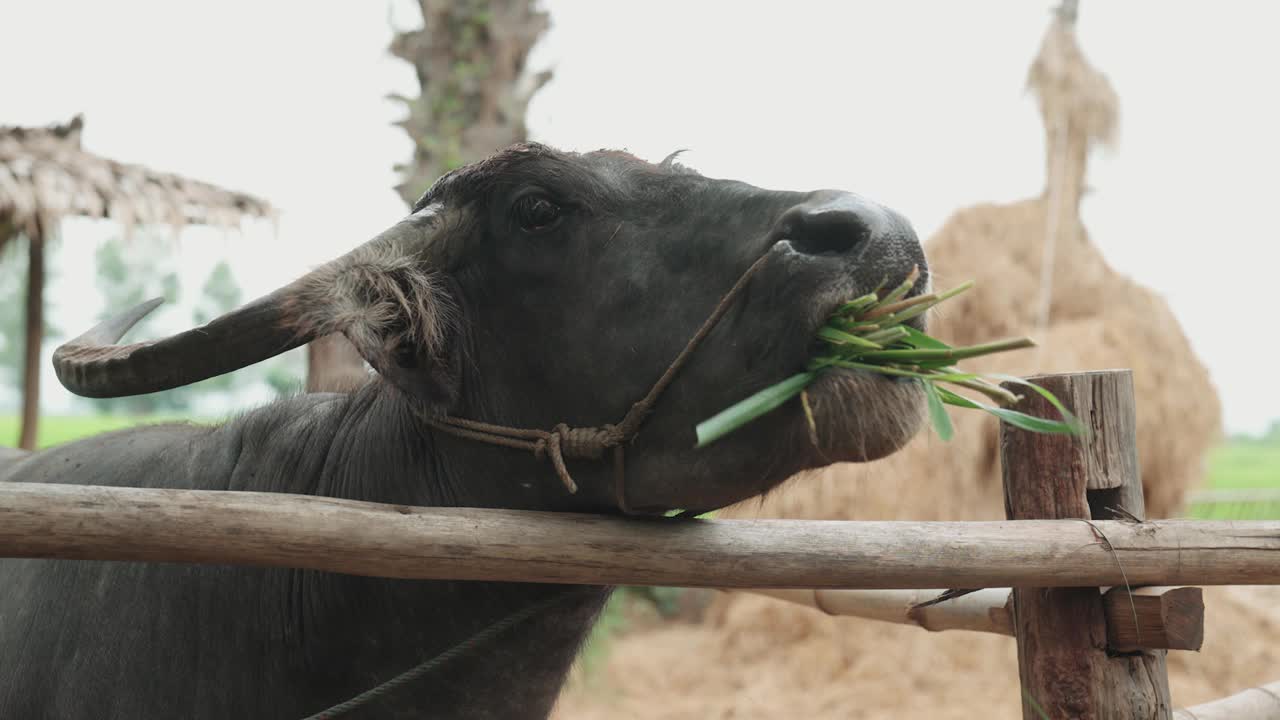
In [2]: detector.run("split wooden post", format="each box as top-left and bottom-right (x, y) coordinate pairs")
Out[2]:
(1103, 586), (1204, 652)
(1001, 370), (1173, 719)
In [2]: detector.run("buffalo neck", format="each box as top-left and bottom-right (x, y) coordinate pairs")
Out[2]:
(230, 381), (611, 717)
(291, 379), (607, 512)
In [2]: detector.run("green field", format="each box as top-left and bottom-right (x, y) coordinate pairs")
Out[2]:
(1185, 440), (1280, 520)
(1204, 441), (1280, 490)
(0, 414), (218, 450)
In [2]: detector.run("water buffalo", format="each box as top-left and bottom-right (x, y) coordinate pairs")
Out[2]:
(0, 143), (927, 719)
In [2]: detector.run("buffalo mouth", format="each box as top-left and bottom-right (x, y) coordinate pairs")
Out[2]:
(799, 366), (927, 463)
(788, 285), (930, 463)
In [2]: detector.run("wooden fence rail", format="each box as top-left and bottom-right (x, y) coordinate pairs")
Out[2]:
(1173, 681), (1280, 720)
(1, 482), (1278, 589)
(2, 370), (1278, 719)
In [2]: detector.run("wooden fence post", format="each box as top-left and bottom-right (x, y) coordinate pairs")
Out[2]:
(1001, 370), (1173, 719)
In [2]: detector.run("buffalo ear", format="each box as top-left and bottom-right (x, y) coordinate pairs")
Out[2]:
(291, 246), (462, 412)
(352, 323), (463, 412)
(338, 264), (462, 412)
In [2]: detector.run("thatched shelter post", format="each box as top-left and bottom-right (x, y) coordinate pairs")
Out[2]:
(1001, 370), (1172, 718)
(0, 116), (272, 449)
(18, 226), (45, 450)
(304, 335), (369, 393)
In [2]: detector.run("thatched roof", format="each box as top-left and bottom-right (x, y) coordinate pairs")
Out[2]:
(0, 115), (273, 240)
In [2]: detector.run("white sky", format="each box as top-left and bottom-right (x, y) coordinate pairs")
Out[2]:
(2, 0), (1277, 435)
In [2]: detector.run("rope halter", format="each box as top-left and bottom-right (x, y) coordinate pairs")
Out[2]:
(422, 252), (773, 514)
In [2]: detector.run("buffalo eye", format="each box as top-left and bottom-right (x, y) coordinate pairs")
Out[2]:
(514, 194), (562, 233)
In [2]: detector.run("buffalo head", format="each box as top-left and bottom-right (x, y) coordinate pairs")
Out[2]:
(54, 143), (928, 513)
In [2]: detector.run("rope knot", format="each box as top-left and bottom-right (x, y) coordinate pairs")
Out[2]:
(553, 423), (613, 459)
(525, 424), (620, 496)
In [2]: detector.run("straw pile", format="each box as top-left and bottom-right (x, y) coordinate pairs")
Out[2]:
(553, 8), (1246, 718)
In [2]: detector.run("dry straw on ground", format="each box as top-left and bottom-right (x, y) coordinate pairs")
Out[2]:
(553, 10), (1249, 718)
(554, 586), (1280, 720)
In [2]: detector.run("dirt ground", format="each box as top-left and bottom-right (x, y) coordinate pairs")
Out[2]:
(553, 584), (1280, 719)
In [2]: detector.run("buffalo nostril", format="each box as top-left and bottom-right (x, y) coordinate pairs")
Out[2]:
(789, 208), (872, 257)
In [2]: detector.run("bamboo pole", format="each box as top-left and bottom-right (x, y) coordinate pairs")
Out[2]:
(740, 588), (1014, 635)
(1, 482), (1278, 589)
(1002, 370), (1171, 718)
(739, 586), (1203, 652)
(1173, 681), (1280, 720)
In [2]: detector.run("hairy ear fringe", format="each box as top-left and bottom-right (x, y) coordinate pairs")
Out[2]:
(286, 247), (458, 367)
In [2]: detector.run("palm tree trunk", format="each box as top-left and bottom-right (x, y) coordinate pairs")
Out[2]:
(19, 232), (44, 450)
(304, 0), (551, 394)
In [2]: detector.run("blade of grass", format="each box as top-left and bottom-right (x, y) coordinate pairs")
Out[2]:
(859, 326), (912, 346)
(832, 321), (881, 333)
(865, 281), (975, 327)
(695, 372), (815, 448)
(923, 381), (954, 441)
(807, 356), (839, 371)
(855, 337), (1036, 364)
(984, 373), (1086, 436)
(936, 387), (1081, 435)
(859, 290), (941, 321)
(800, 389), (820, 448)
(827, 360), (983, 384)
(898, 326), (952, 351)
(938, 375), (1023, 406)
(867, 265), (920, 308)
(816, 326), (884, 350)
(835, 293), (881, 317)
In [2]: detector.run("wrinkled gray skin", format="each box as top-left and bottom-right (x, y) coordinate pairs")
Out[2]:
(0, 144), (927, 719)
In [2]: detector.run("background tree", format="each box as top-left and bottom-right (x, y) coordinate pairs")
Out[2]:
(388, 0), (551, 203)
(89, 236), (187, 415)
(197, 258), (305, 401)
(193, 260), (241, 326)
(190, 260), (244, 396)
(264, 357), (306, 399)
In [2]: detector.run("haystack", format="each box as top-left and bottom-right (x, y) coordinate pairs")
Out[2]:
(554, 5), (1242, 717)
(0, 115), (273, 449)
